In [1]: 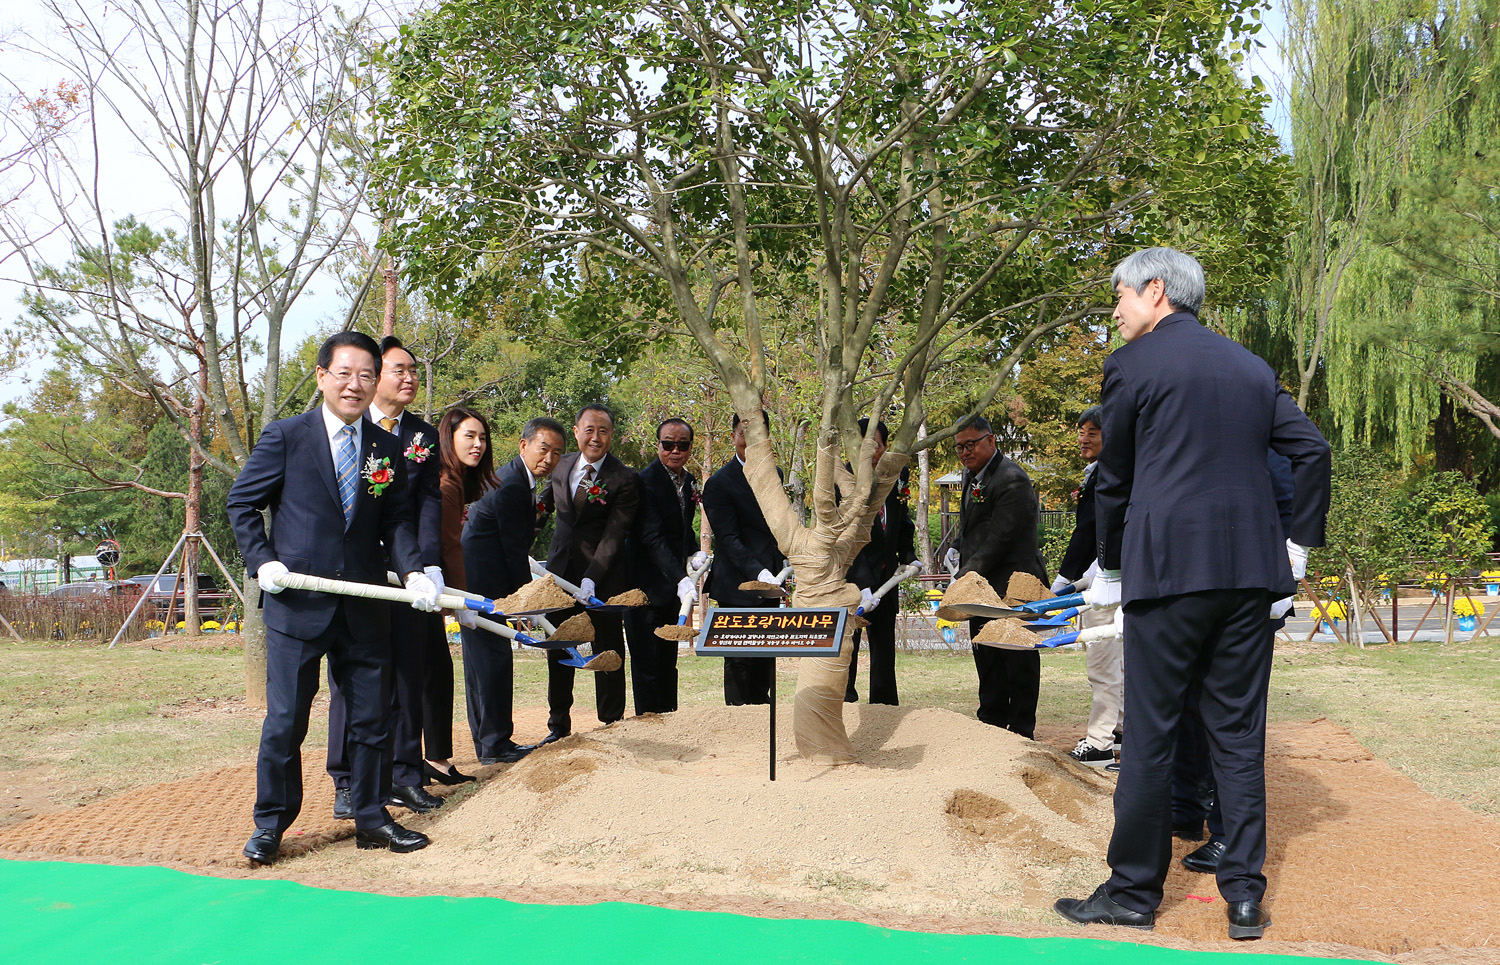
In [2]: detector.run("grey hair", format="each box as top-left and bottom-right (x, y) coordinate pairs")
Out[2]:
(1111, 247), (1205, 315)
(1077, 406), (1103, 430)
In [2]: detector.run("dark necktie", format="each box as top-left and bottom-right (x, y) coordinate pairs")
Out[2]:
(574, 463), (595, 507)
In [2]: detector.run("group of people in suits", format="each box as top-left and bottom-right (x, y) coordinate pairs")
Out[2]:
(227, 248), (1332, 943)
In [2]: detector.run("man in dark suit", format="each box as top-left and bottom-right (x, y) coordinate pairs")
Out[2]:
(542, 404), (640, 740)
(701, 410), (784, 705)
(227, 331), (442, 865)
(1052, 405), (1121, 767)
(843, 419), (917, 706)
(623, 418), (701, 714)
(327, 336), (448, 819)
(947, 415), (1049, 738)
(1054, 247), (1331, 939)
(461, 416), (567, 761)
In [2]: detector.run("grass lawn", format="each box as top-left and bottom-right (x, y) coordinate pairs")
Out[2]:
(2, 633), (1496, 826)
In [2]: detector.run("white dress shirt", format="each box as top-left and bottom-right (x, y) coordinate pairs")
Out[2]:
(322, 404), (363, 459)
(568, 455), (605, 496)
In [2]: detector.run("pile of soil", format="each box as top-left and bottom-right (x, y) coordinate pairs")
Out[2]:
(2, 707), (1497, 963)
(972, 619), (1039, 649)
(738, 580), (782, 594)
(936, 572), (1004, 621)
(499, 579), (575, 613)
(1004, 573), (1049, 605)
(604, 589), (649, 607)
(549, 613), (595, 642)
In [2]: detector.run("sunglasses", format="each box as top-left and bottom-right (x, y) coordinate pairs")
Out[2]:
(658, 440), (692, 452)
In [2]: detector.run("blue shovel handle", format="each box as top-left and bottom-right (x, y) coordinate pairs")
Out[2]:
(462, 598), (504, 617)
(1025, 607), (1081, 630)
(1020, 592), (1085, 614)
(1040, 629), (1082, 648)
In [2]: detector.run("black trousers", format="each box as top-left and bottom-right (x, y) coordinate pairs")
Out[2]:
(624, 602), (681, 715)
(419, 616), (454, 761)
(845, 592), (899, 705)
(1172, 694), (1222, 836)
(328, 604), (434, 789)
(723, 656), (774, 705)
(259, 604), (392, 832)
(1106, 588), (1273, 914)
(546, 606), (627, 733)
(968, 616), (1040, 738)
(460, 622), (517, 759)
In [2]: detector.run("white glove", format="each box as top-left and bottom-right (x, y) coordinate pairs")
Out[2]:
(859, 587), (875, 612)
(1050, 576), (1073, 595)
(1286, 539), (1309, 581)
(404, 572), (441, 611)
(676, 576), (698, 602)
(1076, 560), (1100, 591)
(423, 565), (446, 598)
(257, 560), (289, 594)
(689, 551), (709, 572)
(574, 577), (597, 604)
(455, 608), (478, 629)
(943, 547), (961, 573)
(1112, 606), (1126, 639)
(1082, 569), (1122, 609)
(1269, 596), (1294, 621)
(756, 568), (779, 585)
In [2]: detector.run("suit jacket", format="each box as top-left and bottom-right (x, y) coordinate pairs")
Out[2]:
(955, 451), (1048, 592)
(628, 459), (700, 609)
(463, 455), (547, 601)
(702, 458), (783, 608)
(1057, 463), (1098, 583)
(846, 485), (918, 592)
(227, 409), (421, 640)
(547, 451), (640, 598)
(1096, 312), (1331, 604)
(374, 411), (443, 570)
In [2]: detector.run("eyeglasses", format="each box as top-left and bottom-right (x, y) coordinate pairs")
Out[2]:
(321, 368), (377, 387)
(658, 440), (692, 452)
(955, 433), (993, 455)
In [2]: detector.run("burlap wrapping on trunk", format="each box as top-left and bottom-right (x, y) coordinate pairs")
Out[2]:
(738, 438), (907, 764)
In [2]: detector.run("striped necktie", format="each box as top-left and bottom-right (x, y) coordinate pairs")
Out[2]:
(336, 424), (358, 526)
(574, 463), (595, 507)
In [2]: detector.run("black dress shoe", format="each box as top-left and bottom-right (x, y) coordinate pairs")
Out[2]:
(1054, 885), (1154, 930)
(536, 730), (569, 747)
(387, 784), (444, 813)
(422, 761), (476, 785)
(1227, 900), (1271, 940)
(355, 822), (430, 853)
(1183, 837), (1227, 873)
(243, 828), (282, 865)
(479, 744), (532, 765)
(333, 786), (353, 820)
(1172, 818), (1205, 841)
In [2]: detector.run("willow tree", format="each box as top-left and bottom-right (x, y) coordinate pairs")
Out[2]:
(1279, 0), (1500, 455)
(373, 0), (1286, 760)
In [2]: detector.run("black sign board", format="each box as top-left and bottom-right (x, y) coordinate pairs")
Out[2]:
(695, 607), (847, 657)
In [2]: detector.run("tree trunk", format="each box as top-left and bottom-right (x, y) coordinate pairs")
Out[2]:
(183, 365), (207, 635)
(243, 567), (267, 709)
(787, 420), (809, 524)
(917, 421), (932, 572)
(382, 258), (398, 339)
(1431, 394), (1464, 474)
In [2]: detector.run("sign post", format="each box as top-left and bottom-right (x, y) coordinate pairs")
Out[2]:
(695, 607), (847, 780)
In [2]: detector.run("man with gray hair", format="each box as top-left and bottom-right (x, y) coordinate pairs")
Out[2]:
(1054, 247), (1330, 940)
(1052, 405), (1121, 766)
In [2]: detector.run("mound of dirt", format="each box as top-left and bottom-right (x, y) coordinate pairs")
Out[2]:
(1003, 573), (1049, 605)
(549, 613), (595, 642)
(605, 589), (649, 607)
(972, 619), (1039, 649)
(329, 705), (1114, 913)
(936, 572), (1004, 621)
(499, 579), (575, 613)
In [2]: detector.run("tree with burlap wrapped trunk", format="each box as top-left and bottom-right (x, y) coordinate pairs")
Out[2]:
(372, 0), (1288, 761)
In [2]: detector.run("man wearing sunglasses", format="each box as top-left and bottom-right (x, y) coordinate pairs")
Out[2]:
(624, 418), (701, 714)
(949, 414), (1049, 739)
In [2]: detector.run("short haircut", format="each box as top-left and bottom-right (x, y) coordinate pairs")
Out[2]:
(959, 414), (993, 435)
(317, 331), (381, 374)
(857, 417), (890, 444)
(379, 335), (417, 366)
(1077, 406), (1103, 430)
(1111, 247), (1205, 315)
(657, 418), (694, 442)
(731, 409), (770, 431)
(576, 402), (614, 426)
(522, 416), (567, 444)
